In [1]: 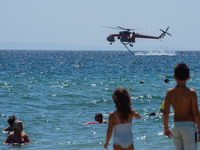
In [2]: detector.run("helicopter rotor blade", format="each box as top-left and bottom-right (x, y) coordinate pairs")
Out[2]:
(117, 26), (129, 30)
(160, 29), (165, 32)
(167, 32), (172, 36)
(101, 26), (159, 32)
(132, 27), (159, 31)
(117, 26), (142, 31)
(100, 26), (121, 30)
(166, 26), (169, 32)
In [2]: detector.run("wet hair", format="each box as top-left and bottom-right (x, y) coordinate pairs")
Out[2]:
(95, 113), (103, 118)
(7, 115), (17, 125)
(149, 112), (156, 116)
(112, 87), (132, 121)
(164, 79), (169, 83)
(13, 120), (23, 131)
(174, 63), (189, 81)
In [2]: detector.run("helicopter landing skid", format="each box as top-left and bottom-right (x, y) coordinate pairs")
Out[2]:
(121, 42), (134, 56)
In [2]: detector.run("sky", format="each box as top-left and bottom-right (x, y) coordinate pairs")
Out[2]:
(0, 0), (200, 51)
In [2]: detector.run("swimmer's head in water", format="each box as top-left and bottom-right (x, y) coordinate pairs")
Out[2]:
(149, 112), (156, 116)
(95, 113), (103, 122)
(174, 63), (189, 81)
(7, 115), (17, 125)
(164, 79), (169, 83)
(13, 120), (23, 131)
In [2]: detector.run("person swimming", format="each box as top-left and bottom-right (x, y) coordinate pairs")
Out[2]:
(149, 112), (156, 116)
(95, 113), (107, 123)
(164, 78), (169, 83)
(4, 120), (31, 144)
(2, 115), (17, 132)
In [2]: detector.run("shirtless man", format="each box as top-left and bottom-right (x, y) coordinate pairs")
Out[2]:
(163, 63), (200, 150)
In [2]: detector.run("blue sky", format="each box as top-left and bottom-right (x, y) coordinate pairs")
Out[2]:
(0, 0), (200, 50)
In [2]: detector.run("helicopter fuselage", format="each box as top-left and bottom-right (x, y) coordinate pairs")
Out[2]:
(107, 31), (136, 44)
(107, 31), (165, 45)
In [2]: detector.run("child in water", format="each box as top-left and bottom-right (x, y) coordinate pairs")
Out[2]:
(104, 87), (141, 150)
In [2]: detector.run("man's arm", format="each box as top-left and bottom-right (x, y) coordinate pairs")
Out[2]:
(2, 127), (9, 132)
(163, 91), (173, 139)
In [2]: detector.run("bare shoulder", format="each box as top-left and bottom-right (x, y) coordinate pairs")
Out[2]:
(189, 88), (196, 93)
(109, 111), (115, 118)
(7, 132), (14, 138)
(103, 120), (108, 123)
(165, 87), (176, 101)
(5, 132), (13, 143)
(166, 87), (175, 95)
(22, 132), (27, 137)
(22, 132), (31, 142)
(108, 111), (116, 123)
(189, 88), (197, 96)
(22, 132), (29, 139)
(9, 131), (14, 136)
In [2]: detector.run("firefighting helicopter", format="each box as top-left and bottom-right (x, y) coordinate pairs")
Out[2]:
(101, 26), (171, 55)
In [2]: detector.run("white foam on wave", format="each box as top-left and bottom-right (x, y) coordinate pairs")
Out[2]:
(135, 50), (175, 56)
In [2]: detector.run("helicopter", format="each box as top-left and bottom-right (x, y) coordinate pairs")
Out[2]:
(101, 26), (172, 55)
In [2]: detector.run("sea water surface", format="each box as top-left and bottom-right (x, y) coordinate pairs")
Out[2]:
(0, 50), (200, 150)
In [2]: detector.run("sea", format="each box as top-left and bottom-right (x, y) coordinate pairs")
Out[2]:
(0, 50), (200, 150)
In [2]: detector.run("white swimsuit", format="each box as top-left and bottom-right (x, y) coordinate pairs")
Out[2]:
(113, 112), (133, 149)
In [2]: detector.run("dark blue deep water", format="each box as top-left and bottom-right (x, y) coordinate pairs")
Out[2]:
(1, 50), (200, 150)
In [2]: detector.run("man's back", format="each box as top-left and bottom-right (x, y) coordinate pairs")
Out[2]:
(166, 86), (197, 122)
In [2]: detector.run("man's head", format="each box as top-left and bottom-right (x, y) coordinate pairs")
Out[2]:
(95, 113), (103, 123)
(7, 115), (17, 126)
(164, 79), (169, 83)
(174, 63), (189, 81)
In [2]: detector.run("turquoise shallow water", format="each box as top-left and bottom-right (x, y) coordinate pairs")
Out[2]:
(1, 50), (200, 149)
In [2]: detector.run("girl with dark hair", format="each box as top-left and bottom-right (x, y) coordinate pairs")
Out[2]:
(4, 120), (30, 144)
(104, 87), (141, 150)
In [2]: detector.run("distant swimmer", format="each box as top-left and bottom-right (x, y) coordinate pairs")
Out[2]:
(140, 81), (144, 84)
(164, 79), (169, 83)
(2, 115), (17, 132)
(95, 113), (107, 123)
(84, 113), (107, 125)
(149, 112), (156, 116)
(4, 120), (31, 144)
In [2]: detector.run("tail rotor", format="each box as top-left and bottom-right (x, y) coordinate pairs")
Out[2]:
(160, 26), (172, 38)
